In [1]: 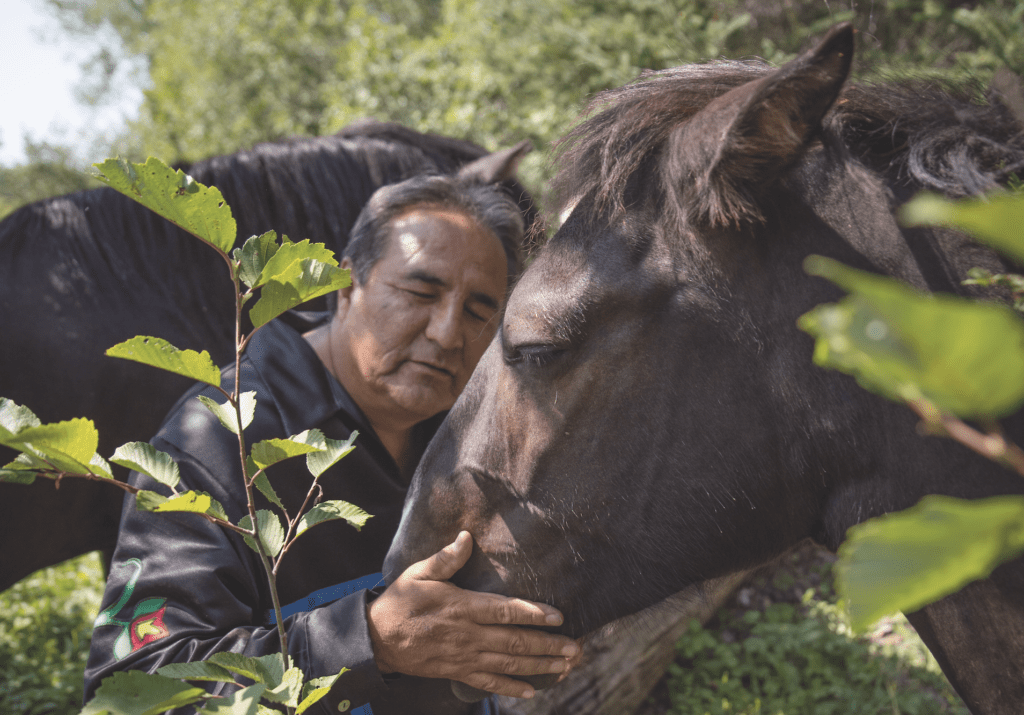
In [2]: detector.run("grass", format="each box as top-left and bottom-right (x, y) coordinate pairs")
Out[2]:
(0, 553), (105, 715)
(659, 544), (969, 715)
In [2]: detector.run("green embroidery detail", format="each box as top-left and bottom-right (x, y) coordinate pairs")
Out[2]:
(94, 558), (142, 629)
(94, 558), (170, 660)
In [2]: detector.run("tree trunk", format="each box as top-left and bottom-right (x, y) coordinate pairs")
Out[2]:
(497, 572), (747, 715)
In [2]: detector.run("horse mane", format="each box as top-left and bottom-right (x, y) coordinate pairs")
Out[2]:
(553, 60), (1024, 225)
(0, 121), (540, 290)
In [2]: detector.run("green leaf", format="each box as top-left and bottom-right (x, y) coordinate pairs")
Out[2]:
(799, 256), (1024, 418)
(201, 683), (265, 715)
(136, 490), (169, 511)
(296, 668), (348, 714)
(90, 452), (114, 479)
(13, 418), (98, 465)
(235, 231), (281, 289)
(141, 490), (229, 522)
(5, 418), (105, 475)
(107, 336), (222, 388)
(249, 260), (351, 329)
(0, 397), (41, 440)
(901, 190), (1024, 264)
(94, 157), (237, 256)
(296, 500), (372, 537)
(111, 442), (181, 489)
(253, 239), (338, 289)
(205, 653), (286, 687)
(156, 661), (238, 683)
(837, 494), (1024, 632)
(250, 429), (326, 469)
(197, 392), (256, 435)
(80, 670), (207, 715)
(252, 472), (284, 511)
(239, 510), (286, 557)
(305, 431), (358, 478)
(261, 667), (304, 707)
(0, 468), (37, 484)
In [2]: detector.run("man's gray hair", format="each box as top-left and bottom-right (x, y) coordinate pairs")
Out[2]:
(342, 174), (525, 287)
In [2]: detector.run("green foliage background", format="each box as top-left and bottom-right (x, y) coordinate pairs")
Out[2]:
(5, 0), (1023, 217)
(0, 554), (104, 715)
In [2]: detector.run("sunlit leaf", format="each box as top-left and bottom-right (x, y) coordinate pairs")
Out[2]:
(800, 256), (1024, 418)
(0, 397), (41, 440)
(250, 429), (326, 469)
(5, 418), (105, 475)
(90, 453), (114, 479)
(837, 495), (1024, 632)
(262, 667), (304, 707)
(249, 260), (351, 329)
(254, 239), (338, 289)
(80, 670), (207, 715)
(138, 490), (229, 522)
(201, 682), (265, 715)
(94, 157), (237, 256)
(107, 337), (222, 389)
(13, 418), (98, 465)
(901, 190), (1024, 264)
(197, 392), (256, 435)
(296, 668), (348, 715)
(156, 661), (237, 683)
(239, 510), (286, 557)
(305, 431), (358, 478)
(296, 500), (372, 537)
(236, 231), (280, 289)
(206, 653), (286, 687)
(111, 442), (180, 489)
(136, 489), (169, 511)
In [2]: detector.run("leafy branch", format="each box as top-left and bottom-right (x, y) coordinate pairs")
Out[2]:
(1, 156), (366, 715)
(798, 187), (1024, 632)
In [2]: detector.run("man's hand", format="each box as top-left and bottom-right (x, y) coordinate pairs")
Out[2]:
(367, 531), (579, 699)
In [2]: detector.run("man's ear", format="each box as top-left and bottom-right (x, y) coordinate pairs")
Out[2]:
(335, 257), (356, 319)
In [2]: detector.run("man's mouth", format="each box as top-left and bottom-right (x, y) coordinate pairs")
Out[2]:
(410, 360), (454, 377)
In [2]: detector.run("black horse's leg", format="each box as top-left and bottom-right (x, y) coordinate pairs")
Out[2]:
(904, 563), (1024, 715)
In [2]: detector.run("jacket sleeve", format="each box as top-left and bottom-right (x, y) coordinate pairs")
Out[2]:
(83, 448), (389, 714)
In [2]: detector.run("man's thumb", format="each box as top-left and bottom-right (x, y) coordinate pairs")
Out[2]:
(417, 531), (473, 582)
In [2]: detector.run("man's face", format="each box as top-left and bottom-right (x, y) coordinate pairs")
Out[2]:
(333, 205), (509, 432)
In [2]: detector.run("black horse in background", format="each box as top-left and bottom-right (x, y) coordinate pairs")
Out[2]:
(385, 25), (1024, 714)
(0, 121), (537, 591)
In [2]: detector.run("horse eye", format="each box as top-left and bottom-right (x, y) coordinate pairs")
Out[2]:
(506, 344), (564, 367)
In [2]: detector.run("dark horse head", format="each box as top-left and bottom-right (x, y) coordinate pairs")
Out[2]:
(385, 25), (1024, 713)
(0, 122), (538, 590)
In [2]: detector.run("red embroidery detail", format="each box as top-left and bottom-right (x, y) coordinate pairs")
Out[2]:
(130, 606), (169, 651)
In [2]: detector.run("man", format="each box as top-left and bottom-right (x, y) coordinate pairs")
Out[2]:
(85, 173), (578, 715)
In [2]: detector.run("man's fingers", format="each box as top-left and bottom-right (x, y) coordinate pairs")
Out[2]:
(460, 672), (538, 700)
(410, 530), (474, 582)
(470, 592), (565, 628)
(474, 652), (570, 678)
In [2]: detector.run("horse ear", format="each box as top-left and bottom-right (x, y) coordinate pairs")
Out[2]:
(457, 140), (532, 184)
(665, 23), (854, 227)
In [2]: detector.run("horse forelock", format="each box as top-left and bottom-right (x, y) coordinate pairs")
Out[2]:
(554, 61), (1024, 238)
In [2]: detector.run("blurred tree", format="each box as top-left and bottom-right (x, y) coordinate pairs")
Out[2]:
(0, 140), (98, 220)
(36, 0), (1024, 213)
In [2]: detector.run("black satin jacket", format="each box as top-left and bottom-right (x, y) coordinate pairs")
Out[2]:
(83, 315), (477, 715)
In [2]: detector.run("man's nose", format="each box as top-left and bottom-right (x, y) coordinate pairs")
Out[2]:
(425, 300), (464, 350)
